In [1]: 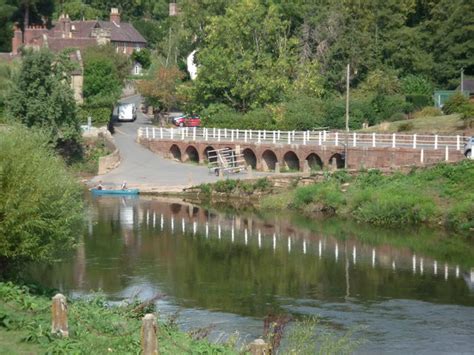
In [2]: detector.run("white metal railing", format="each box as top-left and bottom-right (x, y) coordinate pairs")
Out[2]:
(138, 127), (468, 151)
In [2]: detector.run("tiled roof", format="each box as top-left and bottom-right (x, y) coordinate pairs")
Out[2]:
(48, 37), (97, 52)
(97, 21), (146, 43)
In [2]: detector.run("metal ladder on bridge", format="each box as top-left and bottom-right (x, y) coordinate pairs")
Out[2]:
(207, 148), (246, 176)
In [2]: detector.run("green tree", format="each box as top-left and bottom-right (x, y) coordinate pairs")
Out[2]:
(81, 45), (129, 124)
(0, 126), (83, 273)
(7, 48), (81, 154)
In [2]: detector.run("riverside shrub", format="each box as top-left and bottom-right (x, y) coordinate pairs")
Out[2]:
(0, 126), (83, 272)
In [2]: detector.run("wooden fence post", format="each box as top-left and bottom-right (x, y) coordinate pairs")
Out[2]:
(141, 313), (158, 355)
(249, 339), (270, 355)
(51, 293), (68, 337)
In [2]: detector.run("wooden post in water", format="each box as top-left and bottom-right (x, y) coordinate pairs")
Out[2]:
(51, 293), (68, 337)
(249, 339), (270, 355)
(141, 313), (158, 355)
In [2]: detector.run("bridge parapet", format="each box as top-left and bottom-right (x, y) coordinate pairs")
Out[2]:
(137, 127), (467, 171)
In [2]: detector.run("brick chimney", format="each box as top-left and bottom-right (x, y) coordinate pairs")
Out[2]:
(11, 24), (23, 54)
(110, 8), (120, 24)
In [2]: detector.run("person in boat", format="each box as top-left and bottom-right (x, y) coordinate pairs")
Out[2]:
(121, 181), (128, 190)
(96, 181), (104, 190)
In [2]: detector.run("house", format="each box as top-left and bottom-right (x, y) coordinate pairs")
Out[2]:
(5, 8), (147, 102)
(11, 8), (146, 56)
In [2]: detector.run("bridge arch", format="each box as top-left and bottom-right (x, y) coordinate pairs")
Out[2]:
(306, 153), (323, 171)
(203, 146), (215, 162)
(262, 150), (278, 171)
(184, 145), (199, 163)
(329, 153), (345, 169)
(283, 151), (300, 171)
(170, 144), (181, 161)
(242, 148), (257, 169)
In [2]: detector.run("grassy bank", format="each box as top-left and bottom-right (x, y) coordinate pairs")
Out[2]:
(359, 114), (471, 135)
(261, 161), (474, 232)
(0, 282), (236, 354)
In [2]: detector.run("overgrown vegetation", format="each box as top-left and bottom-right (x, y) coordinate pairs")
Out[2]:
(198, 178), (272, 197)
(0, 282), (236, 354)
(70, 136), (112, 176)
(261, 161), (474, 231)
(0, 126), (83, 275)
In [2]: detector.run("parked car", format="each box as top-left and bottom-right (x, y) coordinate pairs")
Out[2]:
(464, 136), (473, 159)
(173, 115), (201, 127)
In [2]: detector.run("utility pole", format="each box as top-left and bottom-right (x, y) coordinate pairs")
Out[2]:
(344, 63), (350, 169)
(461, 68), (464, 93)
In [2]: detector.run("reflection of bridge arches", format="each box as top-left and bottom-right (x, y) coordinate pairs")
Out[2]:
(170, 203), (182, 214)
(306, 153), (323, 170)
(203, 146), (215, 162)
(262, 150), (278, 171)
(242, 148), (257, 169)
(283, 151), (300, 171)
(329, 153), (344, 169)
(170, 144), (181, 161)
(184, 145), (199, 163)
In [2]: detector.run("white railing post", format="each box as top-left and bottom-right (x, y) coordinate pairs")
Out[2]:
(318, 131), (322, 145)
(307, 131), (310, 142)
(257, 130), (261, 144)
(224, 128), (227, 138)
(272, 131), (276, 144)
(181, 128), (185, 140)
(413, 134), (417, 149)
(236, 129), (239, 140)
(445, 145), (449, 161)
(372, 132), (376, 147)
(277, 130), (281, 141)
(170, 128), (174, 140)
(159, 127), (163, 139)
(420, 149), (424, 164)
(217, 128), (221, 142)
(185, 127), (189, 137)
(353, 132), (356, 147)
(205, 128), (209, 141)
(145, 127), (149, 139)
(244, 130), (248, 143)
(392, 133), (396, 148)
(231, 129), (234, 142)
(293, 130), (296, 141)
(192, 127), (196, 140)
(456, 135), (460, 150)
(335, 132), (339, 146)
(323, 130), (327, 142)
(303, 132), (307, 145)
(287, 131), (291, 144)
(152, 127), (155, 139)
(263, 130), (266, 141)
(213, 127), (216, 138)
(434, 135), (438, 149)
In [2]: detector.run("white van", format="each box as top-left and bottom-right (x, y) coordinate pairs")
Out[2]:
(117, 103), (137, 122)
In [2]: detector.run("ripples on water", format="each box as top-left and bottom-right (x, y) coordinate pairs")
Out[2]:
(30, 196), (474, 353)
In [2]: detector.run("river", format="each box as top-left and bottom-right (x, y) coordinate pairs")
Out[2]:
(29, 195), (474, 353)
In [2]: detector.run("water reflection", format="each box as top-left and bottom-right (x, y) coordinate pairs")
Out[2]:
(30, 196), (474, 353)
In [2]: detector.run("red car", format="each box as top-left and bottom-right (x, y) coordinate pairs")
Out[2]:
(173, 115), (201, 127)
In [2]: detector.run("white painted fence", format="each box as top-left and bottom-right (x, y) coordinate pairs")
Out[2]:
(138, 127), (468, 151)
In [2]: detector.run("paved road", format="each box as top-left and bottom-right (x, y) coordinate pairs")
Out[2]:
(90, 95), (254, 192)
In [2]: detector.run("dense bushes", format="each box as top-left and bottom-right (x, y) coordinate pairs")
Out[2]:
(202, 93), (412, 131)
(261, 161), (474, 231)
(0, 126), (83, 273)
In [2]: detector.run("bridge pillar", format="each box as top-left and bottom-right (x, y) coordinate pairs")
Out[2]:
(275, 162), (280, 173)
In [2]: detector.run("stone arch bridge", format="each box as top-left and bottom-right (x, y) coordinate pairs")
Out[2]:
(137, 127), (466, 171)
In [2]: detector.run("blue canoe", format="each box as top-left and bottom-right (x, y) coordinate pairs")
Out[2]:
(91, 188), (139, 196)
